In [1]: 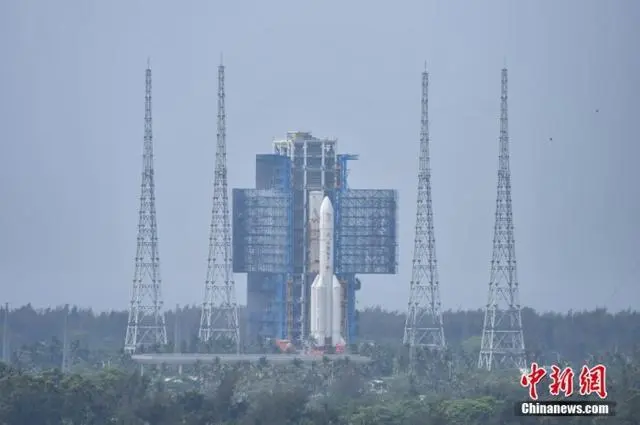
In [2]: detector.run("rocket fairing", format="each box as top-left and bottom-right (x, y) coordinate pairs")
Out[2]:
(309, 196), (345, 348)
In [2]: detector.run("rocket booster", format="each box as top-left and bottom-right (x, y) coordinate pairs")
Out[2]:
(309, 196), (344, 348)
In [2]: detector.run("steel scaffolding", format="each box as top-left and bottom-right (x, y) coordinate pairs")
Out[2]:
(234, 132), (398, 347)
(233, 154), (293, 341)
(335, 189), (398, 275)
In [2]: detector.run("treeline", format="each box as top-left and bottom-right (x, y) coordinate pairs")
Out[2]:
(0, 304), (639, 424)
(1, 304), (639, 365)
(0, 347), (638, 425)
(359, 306), (640, 364)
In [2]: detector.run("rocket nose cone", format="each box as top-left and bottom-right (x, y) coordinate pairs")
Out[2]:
(320, 196), (333, 213)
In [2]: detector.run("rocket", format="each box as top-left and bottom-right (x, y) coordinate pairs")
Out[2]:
(309, 196), (344, 348)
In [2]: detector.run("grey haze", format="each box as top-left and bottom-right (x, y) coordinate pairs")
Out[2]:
(0, 0), (638, 314)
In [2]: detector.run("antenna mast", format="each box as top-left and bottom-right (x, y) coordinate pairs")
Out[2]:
(174, 304), (180, 353)
(62, 304), (69, 372)
(2, 303), (9, 363)
(403, 65), (446, 373)
(124, 62), (168, 353)
(478, 68), (526, 371)
(198, 59), (241, 352)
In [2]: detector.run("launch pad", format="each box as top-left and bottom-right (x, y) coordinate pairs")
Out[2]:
(233, 131), (398, 347)
(131, 353), (372, 366)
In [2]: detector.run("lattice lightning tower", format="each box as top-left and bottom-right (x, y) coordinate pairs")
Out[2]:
(403, 65), (446, 358)
(124, 62), (168, 353)
(199, 60), (240, 352)
(478, 68), (526, 371)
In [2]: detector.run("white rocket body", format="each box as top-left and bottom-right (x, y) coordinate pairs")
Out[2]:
(309, 196), (344, 347)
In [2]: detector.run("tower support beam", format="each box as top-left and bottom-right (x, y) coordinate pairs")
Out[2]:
(199, 59), (241, 353)
(403, 65), (446, 372)
(124, 63), (168, 353)
(478, 68), (526, 371)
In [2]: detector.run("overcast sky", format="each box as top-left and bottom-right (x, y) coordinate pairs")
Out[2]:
(1, 0), (638, 314)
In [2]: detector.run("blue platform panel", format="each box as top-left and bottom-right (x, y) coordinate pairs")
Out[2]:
(255, 154), (292, 190)
(335, 189), (398, 274)
(232, 189), (292, 274)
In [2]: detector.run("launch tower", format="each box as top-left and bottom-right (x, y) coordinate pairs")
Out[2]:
(198, 61), (240, 352)
(403, 66), (446, 362)
(233, 132), (398, 347)
(124, 63), (168, 353)
(478, 68), (527, 371)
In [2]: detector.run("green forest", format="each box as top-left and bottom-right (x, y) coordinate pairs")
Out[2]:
(0, 305), (638, 424)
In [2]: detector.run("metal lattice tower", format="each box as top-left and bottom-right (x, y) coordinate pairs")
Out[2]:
(403, 65), (446, 363)
(61, 304), (70, 372)
(198, 60), (240, 352)
(478, 68), (526, 371)
(124, 62), (168, 353)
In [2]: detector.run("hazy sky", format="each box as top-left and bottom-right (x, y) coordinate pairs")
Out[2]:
(1, 1), (638, 314)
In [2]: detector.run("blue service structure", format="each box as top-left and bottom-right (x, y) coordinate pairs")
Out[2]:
(232, 131), (398, 346)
